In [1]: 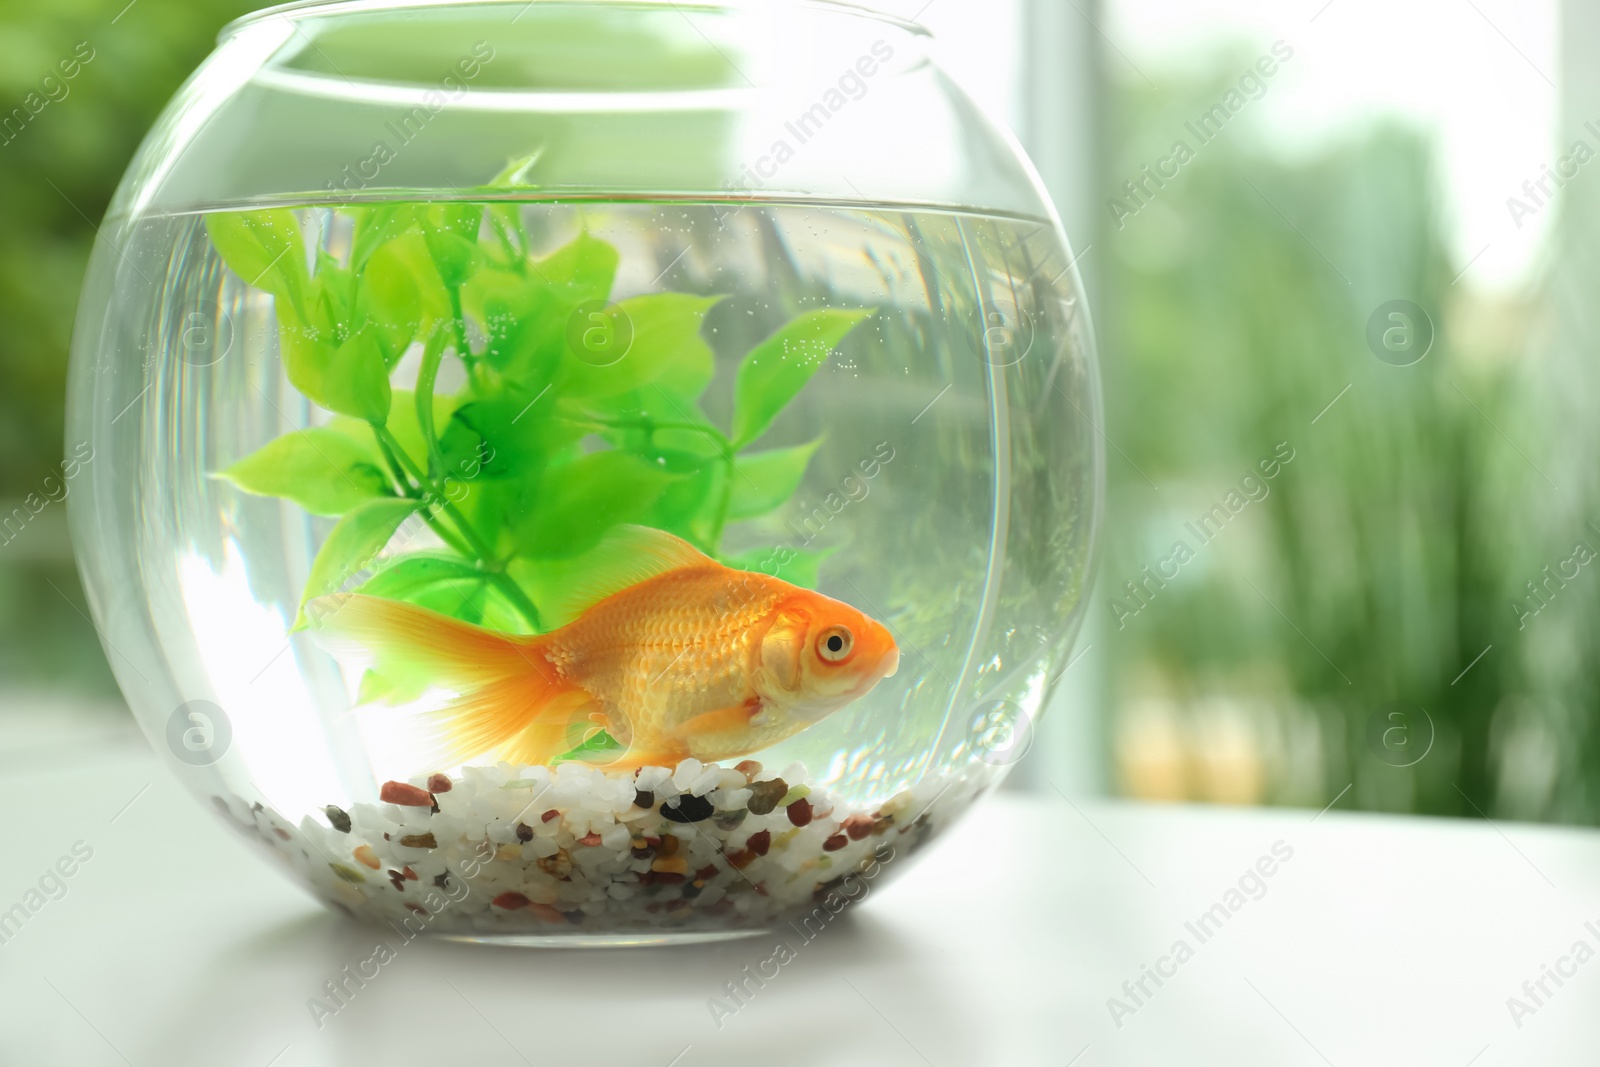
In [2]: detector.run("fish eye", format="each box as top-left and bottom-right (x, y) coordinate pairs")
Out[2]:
(816, 626), (853, 663)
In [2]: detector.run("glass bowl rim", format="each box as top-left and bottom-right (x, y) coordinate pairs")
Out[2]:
(221, 0), (933, 42)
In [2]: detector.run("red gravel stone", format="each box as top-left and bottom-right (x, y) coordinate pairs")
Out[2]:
(402, 867), (418, 880)
(578, 832), (602, 846)
(492, 891), (530, 910)
(842, 814), (875, 840)
(529, 903), (565, 923)
(823, 834), (848, 852)
(427, 773), (453, 794)
(379, 781), (434, 807)
(786, 798), (813, 827)
(746, 830), (772, 856)
(695, 865), (719, 881)
(541, 809), (561, 823)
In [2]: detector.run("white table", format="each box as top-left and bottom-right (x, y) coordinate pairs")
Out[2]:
(3, 718), (1598, 1066)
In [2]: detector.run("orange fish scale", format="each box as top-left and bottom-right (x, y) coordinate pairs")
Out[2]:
(543, 566), (789, 746)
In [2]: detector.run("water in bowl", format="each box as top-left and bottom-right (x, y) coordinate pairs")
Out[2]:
(75, 194), (1097, 943)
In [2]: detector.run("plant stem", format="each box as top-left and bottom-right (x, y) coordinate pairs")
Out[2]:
(373, 423), (544, 631)
(448, 287), (476, 374)
(370, 425), (475, 559)
(708, 454), (736, 553)
(415, 327), (448, 482)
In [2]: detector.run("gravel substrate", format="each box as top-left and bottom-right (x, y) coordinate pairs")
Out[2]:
(212, 758), (983, 939)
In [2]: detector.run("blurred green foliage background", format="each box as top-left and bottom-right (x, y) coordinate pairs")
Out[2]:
(0, 0), (255, 695)
(1097, 55), (1590, 823)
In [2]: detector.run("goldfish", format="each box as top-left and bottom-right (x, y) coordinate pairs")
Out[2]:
(309, 525), (899, 769)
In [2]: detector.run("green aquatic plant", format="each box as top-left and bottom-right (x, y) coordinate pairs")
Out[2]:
(206, 194), (871, 655)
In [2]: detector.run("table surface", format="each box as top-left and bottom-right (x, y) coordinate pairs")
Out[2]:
(3, 719), (1598, 1067)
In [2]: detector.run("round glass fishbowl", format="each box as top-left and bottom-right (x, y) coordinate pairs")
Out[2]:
(66, 0), (1100, 945)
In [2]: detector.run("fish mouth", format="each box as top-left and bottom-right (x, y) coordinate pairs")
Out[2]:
(881, 647), (900, 679)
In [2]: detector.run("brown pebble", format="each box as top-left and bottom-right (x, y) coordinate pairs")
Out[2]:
(695, 865), (719, 881)
(399, 833), (437, 849)
(657, 834), (680, 857)
(735, 760), (763, 782)
(746, 829), (772, 857)
(402, 867), (418, 881)
(323, 805), (352, 833)
(727, 849), (756, 869)
(787, 798), (813, 827)
(492, 891), (530, 909)
(746, 778), (787, 816)
(516, 822), (533, 842)
(633, 789), (655, 809)
(427, 773), (453, 794)
(843, 814), (875, 840)
(379, 781), (434, 807)
(823, 834), (848, 852)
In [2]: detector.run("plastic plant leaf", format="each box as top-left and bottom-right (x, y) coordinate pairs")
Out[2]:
(438, 390), (585, 481)
(357, 552), (487, 602)
(425, 228), (482, 289)
(537, 229), (618, 306)
(295, 497), (421, 628)
(426, 202), (484, 244)
(727, 438), (823, 520)
(348, 204), (421, 272)
(512, 450), (683, 560)
(557, 293), (721, 401)
(217, 428), (391, 516)
(328, 389), (463, 475)
(730, 308), (873, 448)
(204, 209), (309, 311)
(552, 729), (623, 765)
(323, 331), (393, 423)
(357, 231), (451, 366)
(645, 458), (722, 547)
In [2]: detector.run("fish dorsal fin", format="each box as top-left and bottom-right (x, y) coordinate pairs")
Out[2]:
(534, 525), (716, 630)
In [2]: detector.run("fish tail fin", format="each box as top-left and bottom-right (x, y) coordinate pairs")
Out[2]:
(307, 594), (592, 767)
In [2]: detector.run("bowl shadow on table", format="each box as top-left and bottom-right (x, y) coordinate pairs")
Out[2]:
(148, 901), (970, 1066)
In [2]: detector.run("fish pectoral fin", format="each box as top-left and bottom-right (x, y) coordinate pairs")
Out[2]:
(680, 699), (761, 738)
